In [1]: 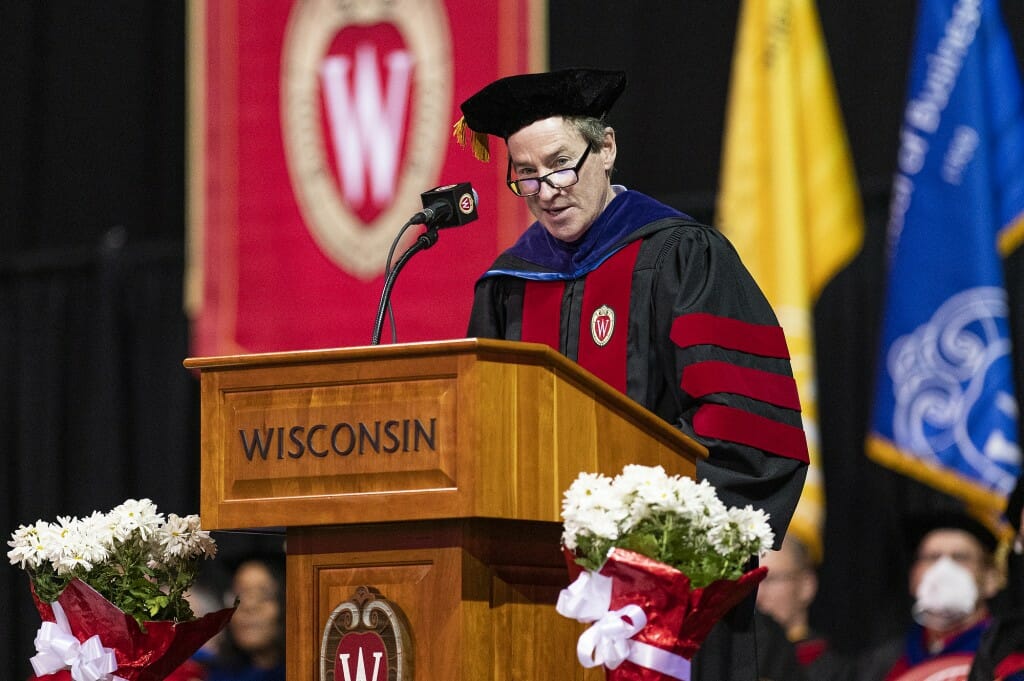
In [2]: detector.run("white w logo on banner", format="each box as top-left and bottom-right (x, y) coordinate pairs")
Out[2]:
(338, 647), (384, 681)
(320, 44), (413, 210)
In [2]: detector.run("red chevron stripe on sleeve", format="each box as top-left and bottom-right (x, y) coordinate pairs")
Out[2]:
(693, 404), (809, 463)
(682, 361), (802, 410)
(670, 313), (790, 359)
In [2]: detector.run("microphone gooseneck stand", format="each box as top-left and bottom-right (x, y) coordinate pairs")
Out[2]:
(370, 225), (441, 345)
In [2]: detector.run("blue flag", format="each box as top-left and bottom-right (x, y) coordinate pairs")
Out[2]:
(868, 0), (1024, 513)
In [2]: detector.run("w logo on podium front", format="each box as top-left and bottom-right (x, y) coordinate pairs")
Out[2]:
(337, 634), (387, 681)
(321, 586), (413, 681)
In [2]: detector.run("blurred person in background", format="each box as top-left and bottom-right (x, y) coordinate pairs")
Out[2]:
(757, 534), (853, 680)
(205, 553), (286, 681)
(855, 510), (1002, 681)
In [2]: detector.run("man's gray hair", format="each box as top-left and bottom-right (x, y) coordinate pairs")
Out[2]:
(567, 116), (610, 150)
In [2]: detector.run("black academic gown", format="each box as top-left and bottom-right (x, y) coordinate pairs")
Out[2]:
(467, 189), (809, 680)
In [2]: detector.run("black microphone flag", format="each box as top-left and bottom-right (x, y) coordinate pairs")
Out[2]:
(411, 182), (479, 227)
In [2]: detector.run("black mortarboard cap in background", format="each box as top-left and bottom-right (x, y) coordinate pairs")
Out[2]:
(454, 68), (627, 162)
(904, 508), (1001, 556)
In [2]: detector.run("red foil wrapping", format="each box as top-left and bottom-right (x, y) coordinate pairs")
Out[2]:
(28, 578), (234, 681)
(566, 547), (766, 681)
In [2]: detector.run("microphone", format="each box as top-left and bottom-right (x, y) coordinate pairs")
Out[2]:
(410, 182), (479, 227)
(372, 182), (479, 345)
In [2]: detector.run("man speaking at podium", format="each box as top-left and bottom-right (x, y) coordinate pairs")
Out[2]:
(455, 68), (809, 680)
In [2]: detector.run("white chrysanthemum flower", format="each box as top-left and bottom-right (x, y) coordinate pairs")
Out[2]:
(729, 505), (774, 554)
(79, 510), (116, 551)
(156, 513), (219, 564)
(47, 516), (82, 559)
(560, 464), (773, 582)
(7, 523), (49, 569)
(585, 507), (625, 541)
(706, 520), (738, 554)
(54, 549), (94, 575)
(562, 473), (614, 515)
(110, 498), (164, 541)
(54, 516), (109, 568)
(77, 536), (110, 567)
(692, 480), (730, 529)
(42, 518), (99, 576)
(706, 506), (774, 558)
(561, 523), (581, 550)
(614, 465), (668, 496)
(10, 498), (220, 623)
(32, 521), (62, 564)
(157, 513), (192, 560)
(616, 465), (682, 523)
(667, 477), (720, 527)
(561, 471), (631, 546)
(191, 527), (218, 560)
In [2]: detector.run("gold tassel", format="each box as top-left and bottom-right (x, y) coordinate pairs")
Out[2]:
(453, 116), (468, 146)
(452, 116), (490, 162)
(471, 131), (490, 162)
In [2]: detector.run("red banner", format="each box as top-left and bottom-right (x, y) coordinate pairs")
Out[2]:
(186, 0), (544, 355)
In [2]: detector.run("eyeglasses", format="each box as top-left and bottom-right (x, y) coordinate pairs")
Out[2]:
(506, 144), (592, 197)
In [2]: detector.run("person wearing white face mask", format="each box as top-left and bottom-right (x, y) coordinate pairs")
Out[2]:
(855, 511), (1002, 681)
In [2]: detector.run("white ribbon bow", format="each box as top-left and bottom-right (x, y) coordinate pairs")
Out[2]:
(556, 571), (692, 680)
(30, 602), (126, 681)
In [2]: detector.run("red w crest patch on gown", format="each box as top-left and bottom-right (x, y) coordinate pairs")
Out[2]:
(590, 305), (615, 346)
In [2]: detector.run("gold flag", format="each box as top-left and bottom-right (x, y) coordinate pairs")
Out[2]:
(717, 0), (864, 563)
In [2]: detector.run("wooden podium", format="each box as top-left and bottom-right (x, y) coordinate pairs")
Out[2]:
(185, 339), (705, 680)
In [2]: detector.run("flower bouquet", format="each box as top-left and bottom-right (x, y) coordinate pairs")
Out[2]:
(556, 465), (774, 680)
(8, 498), (234, 681)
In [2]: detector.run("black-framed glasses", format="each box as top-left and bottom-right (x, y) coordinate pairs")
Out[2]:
(506, 144), (593, 197)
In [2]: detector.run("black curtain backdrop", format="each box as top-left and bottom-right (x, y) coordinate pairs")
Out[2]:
(1, 1), (1022, 674)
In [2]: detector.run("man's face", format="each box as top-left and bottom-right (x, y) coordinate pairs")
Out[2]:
(506, 116), (616, 243)
(910, 529), (998, 604)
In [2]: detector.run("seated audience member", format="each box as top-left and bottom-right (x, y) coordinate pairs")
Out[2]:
(968, 477), (1024, 681)
(855, 510), (1002, 681)
(757, 534), (853, 681)
(205, 553), (287, 681)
